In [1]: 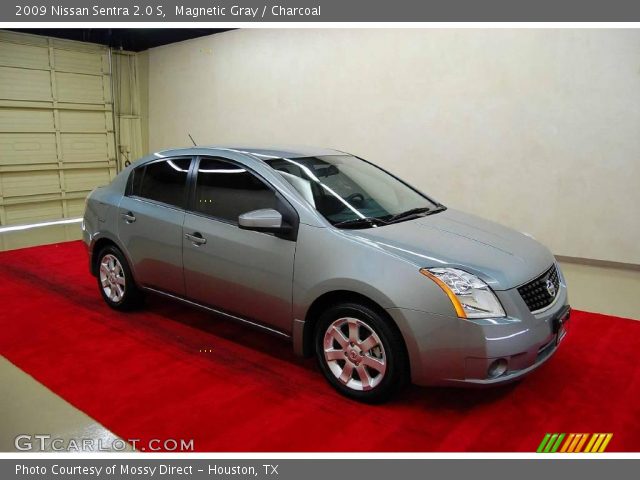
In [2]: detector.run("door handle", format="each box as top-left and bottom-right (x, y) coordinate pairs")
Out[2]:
(121, 212), (136, 223)
(185, 232), (207, 246)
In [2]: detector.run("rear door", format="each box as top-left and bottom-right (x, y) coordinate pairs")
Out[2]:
(117, 157), (193, 295)
(182, 156), (297, 333)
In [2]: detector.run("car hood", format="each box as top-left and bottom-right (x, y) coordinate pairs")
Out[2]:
(345, 209), (554, 290)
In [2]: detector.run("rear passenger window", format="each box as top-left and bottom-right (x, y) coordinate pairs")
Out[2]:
(193, 158), (277, 222)
(136, 158), (191, 208)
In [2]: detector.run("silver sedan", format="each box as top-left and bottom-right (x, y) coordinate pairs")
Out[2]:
(83, 146), (570, 402)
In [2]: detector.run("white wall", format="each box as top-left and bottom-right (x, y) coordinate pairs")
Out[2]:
(148, 29), (640, 265)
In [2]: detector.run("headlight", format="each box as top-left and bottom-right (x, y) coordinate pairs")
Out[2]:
(420, 267), (506, 319)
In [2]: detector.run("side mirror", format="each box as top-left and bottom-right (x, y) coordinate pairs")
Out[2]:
(238, 209), (290, 233)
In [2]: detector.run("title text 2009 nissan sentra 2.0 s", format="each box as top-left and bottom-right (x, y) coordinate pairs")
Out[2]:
(83, 146), (570, 402)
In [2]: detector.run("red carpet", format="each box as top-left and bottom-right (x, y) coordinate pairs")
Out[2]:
(1, 241), (639, 452)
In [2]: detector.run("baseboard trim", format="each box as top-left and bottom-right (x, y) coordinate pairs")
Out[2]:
(555, 255), (640, 272)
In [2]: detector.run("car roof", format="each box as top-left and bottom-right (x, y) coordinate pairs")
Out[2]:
(154, 145), (346, 160)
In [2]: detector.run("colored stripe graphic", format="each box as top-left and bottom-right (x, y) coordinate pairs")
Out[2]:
(584, 434), (598, 452)
(569, 433), (589, 453)
(537, 433), (612, 453)
(591, 434), (606, 452)
(575, 434), (589, 452)
(544, 433), (559, 452)
(598, 434), (613, 453)
(559, 433), (575, 453)
(550, 433), (565, 452)
(537, 433), (551, 453)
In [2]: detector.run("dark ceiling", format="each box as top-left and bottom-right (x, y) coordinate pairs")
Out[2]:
(9, 29), (233, 52)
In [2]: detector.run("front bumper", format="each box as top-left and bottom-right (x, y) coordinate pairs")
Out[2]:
(386, 282), (570, 387)
(457, 304), (570, 386)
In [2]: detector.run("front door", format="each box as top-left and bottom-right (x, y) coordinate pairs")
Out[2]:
(182, 157), (296, 333)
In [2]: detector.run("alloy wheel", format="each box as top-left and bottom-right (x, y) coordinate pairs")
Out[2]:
(322, 317), (387, 391)
(99, 254), (126, 303)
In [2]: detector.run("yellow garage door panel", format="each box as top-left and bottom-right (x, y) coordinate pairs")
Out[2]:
(54, 49), (105, 75)
(0, 109), (55, 132)
(0, 31), (117, 238)
(4, 201), (64, 224)
(0, 66), (52, 101)
(64, 168), (111, 192)
(58, 110), (108, 133)
(1, 170), (61, 197)
(66, 197), (87, 217)
(61, 133), (109, 162)
(0, 42), (49, 69)
(56, 72), (106, 104)
(0, 133), (58, 164)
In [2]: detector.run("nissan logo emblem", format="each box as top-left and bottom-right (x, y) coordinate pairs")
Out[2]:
(545, 278), (556, 298)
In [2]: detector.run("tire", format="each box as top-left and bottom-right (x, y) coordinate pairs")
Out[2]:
(96, 245), (143, 311)
(315, 302), (408, 403)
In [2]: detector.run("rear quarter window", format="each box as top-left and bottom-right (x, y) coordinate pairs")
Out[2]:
(128, 158), (191, 208)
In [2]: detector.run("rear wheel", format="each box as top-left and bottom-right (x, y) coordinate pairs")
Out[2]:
(315, 302), (407, 403)
(96, 245), (142, 311)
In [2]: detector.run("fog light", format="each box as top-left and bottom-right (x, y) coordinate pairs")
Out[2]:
(488, 358), (508, 378)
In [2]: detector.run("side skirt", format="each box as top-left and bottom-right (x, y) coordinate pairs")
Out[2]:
(142, 286), (292, 340)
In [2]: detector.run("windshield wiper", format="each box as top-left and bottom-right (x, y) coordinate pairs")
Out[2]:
(386, 207), (432, 223)
(332, 217), (389, 229)
(386, 205), (447, 224)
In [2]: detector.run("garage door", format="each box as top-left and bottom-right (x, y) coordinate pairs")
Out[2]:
(0, 30), (116, 231)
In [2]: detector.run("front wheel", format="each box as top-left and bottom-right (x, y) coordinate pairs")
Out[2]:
(96, 245), (142, 311)
(315, 302), (408, 403)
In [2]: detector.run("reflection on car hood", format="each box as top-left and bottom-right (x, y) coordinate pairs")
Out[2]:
(346, 209), (554, 290)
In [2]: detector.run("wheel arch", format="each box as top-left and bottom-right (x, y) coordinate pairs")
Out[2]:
(90, 234), (136, 283)
(298, 290), (410, 369)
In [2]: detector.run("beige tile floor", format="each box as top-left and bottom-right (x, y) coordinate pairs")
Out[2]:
(0, 357), (129, 452)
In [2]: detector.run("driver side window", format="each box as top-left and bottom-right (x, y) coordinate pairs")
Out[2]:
(193, 158), (278, 223)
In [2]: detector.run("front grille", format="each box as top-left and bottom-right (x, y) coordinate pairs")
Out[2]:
(518, 264), (560, 312)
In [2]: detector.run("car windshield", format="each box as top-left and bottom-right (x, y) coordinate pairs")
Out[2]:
(265, 155), (442, 228)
